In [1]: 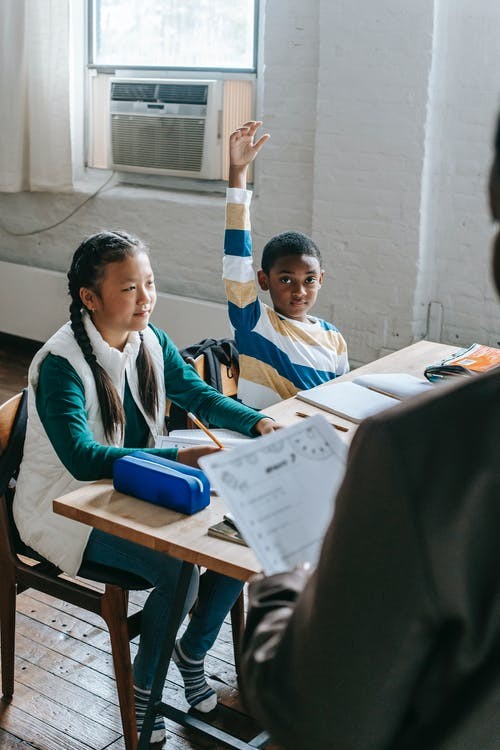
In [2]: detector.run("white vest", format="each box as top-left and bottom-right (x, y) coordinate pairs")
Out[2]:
(13, 316), (167, 575)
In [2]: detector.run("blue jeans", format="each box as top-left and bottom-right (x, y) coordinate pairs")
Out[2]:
(81, 528), (243, 689)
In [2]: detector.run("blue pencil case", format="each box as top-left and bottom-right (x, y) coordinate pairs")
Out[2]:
(113, 451), (210, 515)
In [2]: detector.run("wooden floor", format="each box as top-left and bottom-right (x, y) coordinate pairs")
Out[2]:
(0, 333), (263, 750)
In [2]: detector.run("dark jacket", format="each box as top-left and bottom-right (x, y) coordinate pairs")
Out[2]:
(242, 368), (500, 750)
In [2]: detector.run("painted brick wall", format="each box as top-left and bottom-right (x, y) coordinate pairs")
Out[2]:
(415, 0), (500, 351)
(310, 0), (434, 364)
(1, 0), (500, 360)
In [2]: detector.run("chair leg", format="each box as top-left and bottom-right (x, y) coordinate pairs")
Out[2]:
(0, 575), (16, 703)
(101, 585), (138, 750)
(230, 590), (245, 685)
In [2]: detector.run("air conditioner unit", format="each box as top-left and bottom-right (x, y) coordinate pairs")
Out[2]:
(109, 77), (221, 179)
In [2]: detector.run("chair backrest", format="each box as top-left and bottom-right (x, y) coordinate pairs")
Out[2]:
(0, 390), (27, 496)
(168, 338), (240, 431)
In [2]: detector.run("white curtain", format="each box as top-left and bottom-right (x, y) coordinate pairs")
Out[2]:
(0, 0), (75, 192)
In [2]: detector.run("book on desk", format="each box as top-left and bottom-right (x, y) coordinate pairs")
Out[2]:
(296, 373), (437, 424)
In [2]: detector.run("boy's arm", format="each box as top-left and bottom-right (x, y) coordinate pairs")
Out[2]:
(224, 122), (270, 330)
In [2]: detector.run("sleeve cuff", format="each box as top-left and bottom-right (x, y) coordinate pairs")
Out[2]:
(227, 187), (252, 205)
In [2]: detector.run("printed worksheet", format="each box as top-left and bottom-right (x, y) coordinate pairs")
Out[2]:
(199, 414), (348, 575)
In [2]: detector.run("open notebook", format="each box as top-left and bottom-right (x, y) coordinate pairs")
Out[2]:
(296, 373), (435, 424)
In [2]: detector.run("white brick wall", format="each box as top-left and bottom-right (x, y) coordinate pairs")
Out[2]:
(1, 0), (500, 360)
(311, 0), (434, 364)
(416, 0), (500, 352)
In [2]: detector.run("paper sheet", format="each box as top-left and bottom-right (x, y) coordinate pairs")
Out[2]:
(156, 429), (250, 450)
(199, 414), (348, 575)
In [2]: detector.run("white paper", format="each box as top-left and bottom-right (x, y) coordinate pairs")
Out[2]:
(156, 429), (251, 450)
(199, 414), (348, 575)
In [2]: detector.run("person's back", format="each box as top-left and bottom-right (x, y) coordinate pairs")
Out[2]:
(243, 369), (500, 749)
(223, 121), (349, 409)
(240, 112), (500, 749)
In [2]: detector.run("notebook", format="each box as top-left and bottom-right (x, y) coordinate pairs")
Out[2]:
(352, 373), (434, 400)
(296, 381), (400, 423)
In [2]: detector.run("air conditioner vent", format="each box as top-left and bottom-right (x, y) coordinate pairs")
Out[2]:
(108, 77), (221, 178)
(111, 115), (205, 172)
(110, 82), (157, 102)
(157, 83), (208, 105)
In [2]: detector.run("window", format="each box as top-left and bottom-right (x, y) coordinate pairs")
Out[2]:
(89, 0), (258, 72)
(86, 0), (258, 186)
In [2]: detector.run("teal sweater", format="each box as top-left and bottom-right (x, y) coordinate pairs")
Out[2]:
(36, 324), (264, 481)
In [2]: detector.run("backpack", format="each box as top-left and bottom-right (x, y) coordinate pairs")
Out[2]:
(168, 338), (239, 431)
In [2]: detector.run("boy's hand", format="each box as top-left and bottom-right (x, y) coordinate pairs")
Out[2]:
(229, 121), (270, 170)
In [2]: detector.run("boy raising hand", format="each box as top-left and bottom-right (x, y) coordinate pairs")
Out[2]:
(223, 121), (349, 409)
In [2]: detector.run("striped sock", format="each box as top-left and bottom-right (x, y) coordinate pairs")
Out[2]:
(134, 685), (166, 743)
(172, 640), (217, 713)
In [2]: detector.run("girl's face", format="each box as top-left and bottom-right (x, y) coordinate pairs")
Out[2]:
(80, 251), (156, 349)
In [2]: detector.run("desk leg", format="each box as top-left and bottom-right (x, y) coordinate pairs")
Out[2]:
(137, 560), (194, 750)
(137, 560), (271, 750)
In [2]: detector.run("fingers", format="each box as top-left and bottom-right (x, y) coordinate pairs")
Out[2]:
(230, 120), (270, 143)
(252, 133), (271, 154)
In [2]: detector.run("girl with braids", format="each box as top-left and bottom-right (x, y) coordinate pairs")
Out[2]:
(13, 230), (277, 743)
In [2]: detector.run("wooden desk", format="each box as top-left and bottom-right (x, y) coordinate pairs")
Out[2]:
(263, 339), (457, 433)
(54, 482), (260, 582)
(53, 339), (456, 749)
(54, 485), (266, 750)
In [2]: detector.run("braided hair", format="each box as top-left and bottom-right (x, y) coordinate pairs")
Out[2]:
(67, 231), (159, 442)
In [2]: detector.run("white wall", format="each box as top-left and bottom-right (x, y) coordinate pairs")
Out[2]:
(416, 0), (500, 350)
(312, 0), (434, 363)
(1, 0), (499, 361)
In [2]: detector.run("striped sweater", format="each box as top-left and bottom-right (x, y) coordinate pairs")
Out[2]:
(223, 187), (349, 409)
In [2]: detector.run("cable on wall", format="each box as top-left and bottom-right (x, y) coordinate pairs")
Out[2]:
(0, 171), (117, 237)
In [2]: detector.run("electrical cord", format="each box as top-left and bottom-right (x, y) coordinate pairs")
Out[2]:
(0, 170), (117, 237)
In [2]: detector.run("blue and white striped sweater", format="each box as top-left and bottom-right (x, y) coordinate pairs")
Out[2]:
(223, 187), (349, 409)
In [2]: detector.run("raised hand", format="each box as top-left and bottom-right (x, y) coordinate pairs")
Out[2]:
(229, 121), (270, 170)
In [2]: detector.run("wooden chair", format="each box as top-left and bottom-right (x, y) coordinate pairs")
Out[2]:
(185, 353), (246, 682)
(0, 391), (149, 750)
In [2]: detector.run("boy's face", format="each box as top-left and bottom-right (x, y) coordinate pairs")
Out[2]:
(257, 254), (324, 322)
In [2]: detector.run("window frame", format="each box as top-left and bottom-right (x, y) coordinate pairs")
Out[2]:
(87, 0), (260, 75)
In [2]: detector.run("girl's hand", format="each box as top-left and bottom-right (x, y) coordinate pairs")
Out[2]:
(254, 417), (281, 436)
(177, 444), (221, 468)
(229, 121), (270, 169)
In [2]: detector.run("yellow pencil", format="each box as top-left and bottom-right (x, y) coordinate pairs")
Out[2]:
(187, 412), (225, 449)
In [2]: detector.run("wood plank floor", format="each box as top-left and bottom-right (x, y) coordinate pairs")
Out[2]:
(0, 333), (267, 750)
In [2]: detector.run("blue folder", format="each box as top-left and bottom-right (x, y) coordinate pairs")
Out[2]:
(113, 451), (210, 515)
